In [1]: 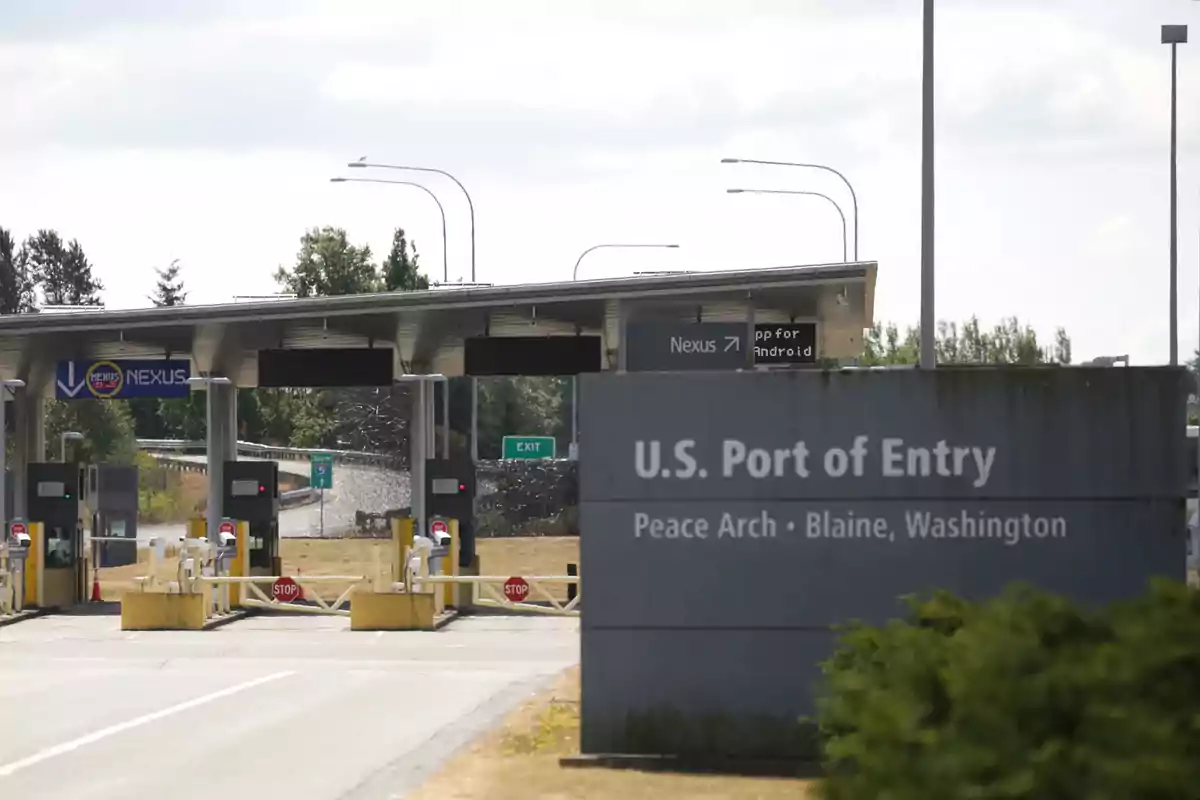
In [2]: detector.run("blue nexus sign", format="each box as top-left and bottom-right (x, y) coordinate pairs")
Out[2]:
(55, 359), (191, 400)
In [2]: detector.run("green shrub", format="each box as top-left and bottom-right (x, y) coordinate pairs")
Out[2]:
(138, 488), (178, 524)
(816, 580), (1200, 800)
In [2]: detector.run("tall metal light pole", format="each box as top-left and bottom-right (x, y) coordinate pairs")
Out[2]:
(572, 243), (680, 281)
(920, 0), (936, 369)
(347, 160), (475, 282)
(721, 157), (859, 261)
(348, 158), (479, 460)
(0, 379), (26, 531)
(330, 176), (450, 284)
(570, 243), (680, 457)
(726, 188), (848, 262)
(1164, 24), (1188, 366)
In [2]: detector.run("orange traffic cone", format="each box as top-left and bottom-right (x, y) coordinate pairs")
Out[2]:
(90, 573), (102, 603)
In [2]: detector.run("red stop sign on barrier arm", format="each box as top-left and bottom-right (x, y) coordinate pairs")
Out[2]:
(272, 577), (303, 604)
(503, 576), (530, 603)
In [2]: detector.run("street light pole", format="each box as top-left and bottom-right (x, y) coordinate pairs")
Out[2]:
(571, 243), (681, 456)
(347, 160), (476, 282)
(726, 188), (848, 262)
(721, 157), (859, 261)
(920, 0), (936, 370)
(1163, 24), (1188, 366)
(330, 176), (450, 284)
(572, 243), (680, 282)
(348, 159), (479, 461)
(0, 379), (26, 531)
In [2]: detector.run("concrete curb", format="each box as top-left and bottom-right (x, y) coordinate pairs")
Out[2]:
(0, 608), (47, 628)
(432, 609), (460, 630)
(557, 754), (821, 779)
(202, 609), (254, 630)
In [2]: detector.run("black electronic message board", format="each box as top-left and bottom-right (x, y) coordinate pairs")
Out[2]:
(464, 336), (602, 376)
(257, 348), (394, 387)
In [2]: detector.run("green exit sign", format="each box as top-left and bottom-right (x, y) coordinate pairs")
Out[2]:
(502, 435), (556, 460)
(309, 453), (334, 489)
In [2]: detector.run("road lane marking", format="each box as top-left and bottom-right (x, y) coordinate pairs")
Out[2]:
(0, 670), (294, 778)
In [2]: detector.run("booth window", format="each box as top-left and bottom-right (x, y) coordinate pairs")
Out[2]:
(44, 524), (76, 568)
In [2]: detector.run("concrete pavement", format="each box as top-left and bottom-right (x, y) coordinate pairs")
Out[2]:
(0, 613), (577, 800)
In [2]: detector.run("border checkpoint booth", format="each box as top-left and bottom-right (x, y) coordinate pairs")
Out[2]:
(23, 462), (85, 609)
(222, 460), (280, 606)
(89, 464), (139, 569)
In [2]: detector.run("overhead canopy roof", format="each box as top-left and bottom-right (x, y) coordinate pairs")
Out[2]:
(0, 261), (878, 390)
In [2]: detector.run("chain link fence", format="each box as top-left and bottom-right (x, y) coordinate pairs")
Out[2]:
(475, 459), (577, 538)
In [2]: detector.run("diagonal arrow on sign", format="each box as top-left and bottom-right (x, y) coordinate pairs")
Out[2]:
(724, 336), (740, 352)
(56, 362), (85, 398)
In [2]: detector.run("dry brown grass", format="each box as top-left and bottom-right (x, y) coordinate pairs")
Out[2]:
(407, 666), (815, 800)
(174, 472), (209, 517)
(95, 536), (581, 603)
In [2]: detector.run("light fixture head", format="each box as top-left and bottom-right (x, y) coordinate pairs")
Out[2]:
(1163, 24), (1188, 44)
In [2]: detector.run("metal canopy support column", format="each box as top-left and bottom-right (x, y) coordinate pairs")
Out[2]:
(440, 380), (449, 458)
(470, 378), (479, 462)
(12, 391), (45, 521)
(616, 300), (628, 374)
(745, 297), (756, 369)
(425, 378), (436, 458)
(410, 378), (428, 537)
(203, 379), (236, 546)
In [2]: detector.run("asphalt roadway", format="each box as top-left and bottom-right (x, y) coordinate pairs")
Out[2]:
(138, 456), (411, 543)
(0, 612), (578, 800)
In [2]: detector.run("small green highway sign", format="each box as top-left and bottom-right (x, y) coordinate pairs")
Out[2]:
(502, 435), (556, 460)
(310, 453), (334, 489)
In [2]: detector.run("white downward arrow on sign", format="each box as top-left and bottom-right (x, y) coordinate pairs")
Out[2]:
(724, 336), (740, 352)
(56, 361), (85, 398)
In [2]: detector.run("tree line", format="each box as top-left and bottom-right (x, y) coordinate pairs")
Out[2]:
(1, 221), (1078, 465)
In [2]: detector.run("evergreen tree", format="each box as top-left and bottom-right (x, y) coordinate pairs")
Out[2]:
(63, 239), (103, 305)
(150, 259), (187, 306)
(382, 227), (429, 291)
(24, 230), (103, 306)
(0, 226), (37, 314)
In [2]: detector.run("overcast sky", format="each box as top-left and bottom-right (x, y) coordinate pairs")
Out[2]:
(1, 0), (1197, 364)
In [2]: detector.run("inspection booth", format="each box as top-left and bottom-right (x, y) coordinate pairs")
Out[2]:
(426, 458), (476, 569)
(223, 460), (281, 576)
(24, 462), (85, 608)
(87, 464), (139, 568)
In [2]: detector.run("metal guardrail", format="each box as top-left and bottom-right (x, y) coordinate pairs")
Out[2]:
(135, 439), (396, 468)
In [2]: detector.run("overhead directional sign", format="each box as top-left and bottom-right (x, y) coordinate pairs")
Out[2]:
(502, 435), (556, 460)
(753, 323), (817, 365)
(55, 359), (191, 400)
(309, 453), (334, 490)
(625, 322), (748, 372)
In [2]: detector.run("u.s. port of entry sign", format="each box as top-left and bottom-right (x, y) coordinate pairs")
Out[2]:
(578, 367), (1187, 756)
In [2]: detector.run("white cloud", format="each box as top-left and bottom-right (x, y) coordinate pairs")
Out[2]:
(0, 0), (1198, 367)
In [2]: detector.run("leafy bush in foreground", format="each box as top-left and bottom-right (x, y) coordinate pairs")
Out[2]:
(816, 580), (1200, 800)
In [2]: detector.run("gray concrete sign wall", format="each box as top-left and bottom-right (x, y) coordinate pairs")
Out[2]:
(578, 367), (1187, 756)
